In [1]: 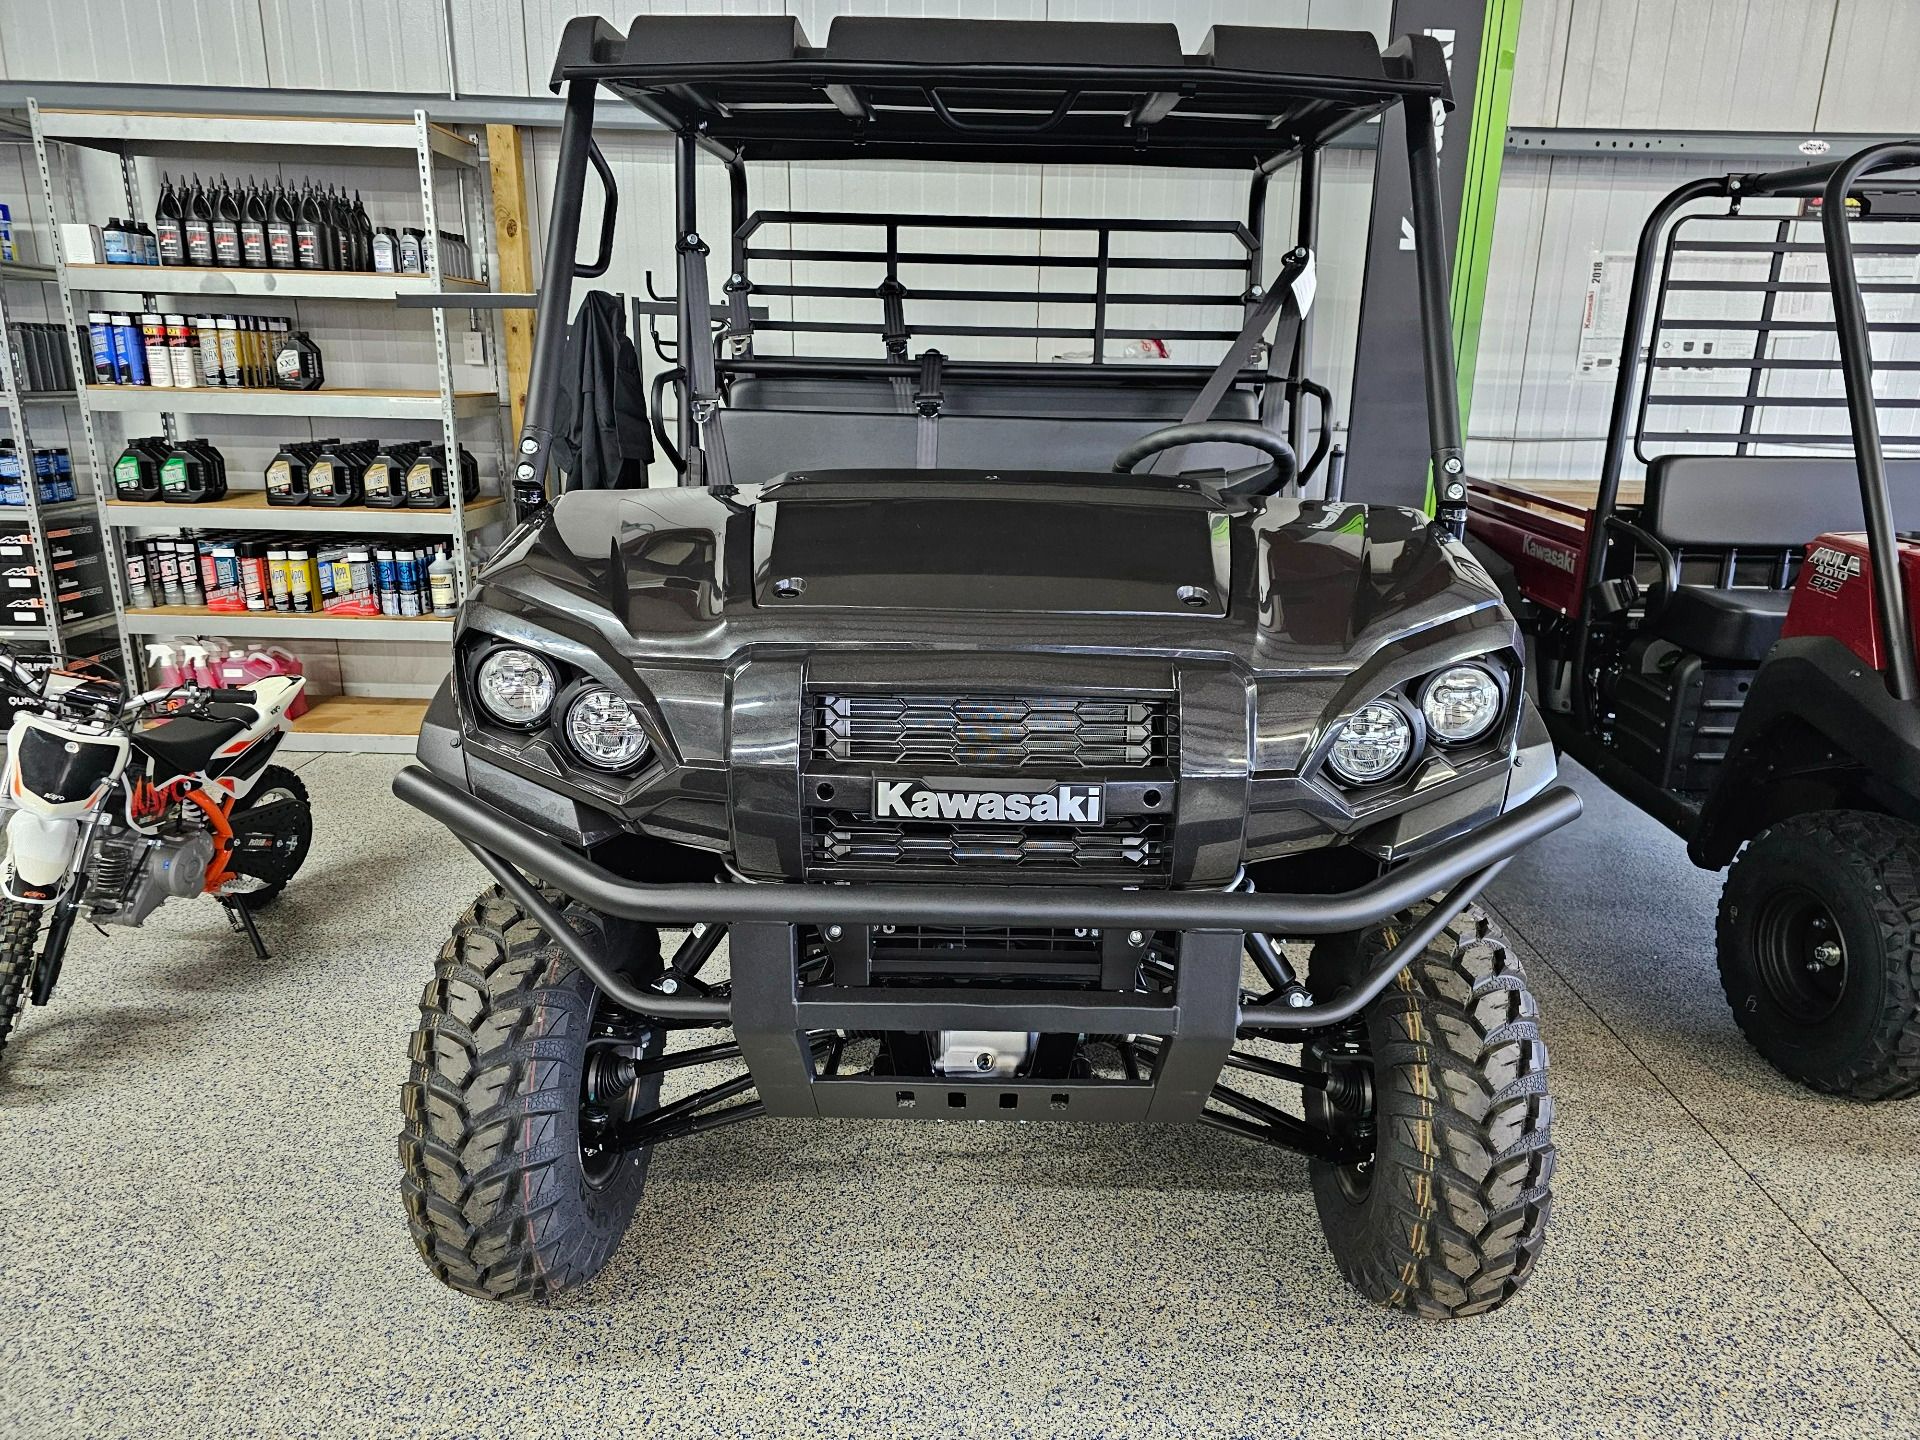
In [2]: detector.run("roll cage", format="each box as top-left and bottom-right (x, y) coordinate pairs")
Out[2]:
(513, 13), (1470, 532)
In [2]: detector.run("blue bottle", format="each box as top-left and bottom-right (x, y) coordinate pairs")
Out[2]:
(111, 313), (146, 385)
(87, 314), (115, 385)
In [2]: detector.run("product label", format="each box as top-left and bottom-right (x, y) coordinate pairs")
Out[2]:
(114, 456), (141, 495)
(184, 220), (213, 263)
(213, 223), (240, 266)
(266, 459), (292, 496)
(405, 461), (436, 498)
(296, 225), (319, 267)
(268, 224), (294, 266)
(159, 456), (187, 494)
(309, 461), (334, 496)
(364, 463), (389, 497)
(274, 349), (302, 382)
(156, 222), (184, 264)
(242, 226), (267, 267)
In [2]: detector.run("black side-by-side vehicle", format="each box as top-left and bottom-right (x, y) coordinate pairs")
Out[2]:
(393, 14), (1581, 1317)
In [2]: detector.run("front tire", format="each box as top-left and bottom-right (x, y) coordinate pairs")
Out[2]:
(0, 899), (46, 1065)
(1717, 810), (1920, 1101)
(1306, 906), (1555, 1318)
(399, 885), (665, 1301)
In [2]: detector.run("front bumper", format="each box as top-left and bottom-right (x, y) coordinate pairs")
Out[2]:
(398, 764), (1576, 1130)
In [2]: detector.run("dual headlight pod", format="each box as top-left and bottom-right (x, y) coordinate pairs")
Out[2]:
(1325, 662), (1505, 787)
(473, 647), (652, 772)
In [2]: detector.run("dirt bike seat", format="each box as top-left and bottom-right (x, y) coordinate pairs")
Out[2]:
(132, 716), (249, 782)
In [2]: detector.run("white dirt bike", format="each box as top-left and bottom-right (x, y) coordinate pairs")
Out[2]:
(0, 651), (313, 1066)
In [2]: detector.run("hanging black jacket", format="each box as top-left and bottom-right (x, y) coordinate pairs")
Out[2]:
(551, 289), (653, 490)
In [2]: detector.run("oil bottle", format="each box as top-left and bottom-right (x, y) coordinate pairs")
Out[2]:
(240, 178), (268, 268)
(154, 174), (184, 266)
(267, 180), (297, 269)
(273, 329), (324, 390)
(364, 440), (425, 507)
(212, 176), (242, 267)
(184, 175), (215, 266)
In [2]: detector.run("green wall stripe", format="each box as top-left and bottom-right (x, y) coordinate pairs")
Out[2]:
(1450, 0), (1525, 438)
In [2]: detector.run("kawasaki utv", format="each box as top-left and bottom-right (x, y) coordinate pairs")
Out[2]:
(394, 13), (1581, 1316)
(1469, 143), (1920, 1100)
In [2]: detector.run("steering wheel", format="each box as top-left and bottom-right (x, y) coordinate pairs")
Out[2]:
(1112, 421), (1299, 498)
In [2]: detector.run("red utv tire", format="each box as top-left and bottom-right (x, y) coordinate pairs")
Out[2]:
(1717, 810), (1920, 1101)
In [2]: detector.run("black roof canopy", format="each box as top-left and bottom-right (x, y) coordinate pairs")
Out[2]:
(550, 14), (1451, 168)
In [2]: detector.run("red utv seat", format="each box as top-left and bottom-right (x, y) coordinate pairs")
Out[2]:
(1642, 455), (1920, 663)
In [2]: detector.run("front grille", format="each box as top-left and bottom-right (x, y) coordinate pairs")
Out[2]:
(810, 692), (1175, 771)
(809, 812), (1169, 878)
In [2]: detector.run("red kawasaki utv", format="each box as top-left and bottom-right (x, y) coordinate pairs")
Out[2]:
(1471, 143), (1920, 1099)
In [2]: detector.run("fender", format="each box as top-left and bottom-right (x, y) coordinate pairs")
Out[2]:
(2, 809), (80, 900)
(1691, 636), (1920, 868)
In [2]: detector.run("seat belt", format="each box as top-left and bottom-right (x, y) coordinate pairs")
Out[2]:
(1146, 247), (1316, 474)
(679, 232), (732, 487)
(915, 349), (945, 469)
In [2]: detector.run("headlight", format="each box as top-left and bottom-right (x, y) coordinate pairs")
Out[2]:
(564, 687), (651, 770)
(1327, 700), (1414, 785)
(1420, 664), (1502, 744)
(474, 648), (556, 727)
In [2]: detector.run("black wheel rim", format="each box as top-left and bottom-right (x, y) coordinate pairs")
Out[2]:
(1753, 885), (1849, 1024)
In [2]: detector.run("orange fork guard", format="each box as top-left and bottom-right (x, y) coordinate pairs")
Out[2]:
(184, 788), (239, 894)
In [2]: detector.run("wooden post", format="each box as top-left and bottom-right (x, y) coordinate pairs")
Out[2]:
(487, 123), (536, 439)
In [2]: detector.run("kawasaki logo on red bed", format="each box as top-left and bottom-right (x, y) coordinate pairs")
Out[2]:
(1806, 544), (1863, 595)
(873, 780), (1103, 824)
(1521, 534), (1578, 575)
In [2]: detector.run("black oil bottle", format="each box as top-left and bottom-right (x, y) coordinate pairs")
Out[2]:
(240, 178), (269, 268)
(364, 440), (425, 507)
(268, 179), (297, 269)
(273, 329), (324, 390)
(295, 184), (325, 270)
(212, 176), (242, 267)
(309, 438), (371, 505)
(184, 175), (215, 266)
(112, 436), (169, 501)
(328, 187), (352, 270)
(154, 174), (185, 265)
(266, 439), (316, 505)
(351, 192), (374, 271)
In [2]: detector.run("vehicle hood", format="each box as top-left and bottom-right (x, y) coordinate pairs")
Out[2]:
(475, 469), (1504, 672)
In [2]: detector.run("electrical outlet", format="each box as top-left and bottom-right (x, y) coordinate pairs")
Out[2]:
(462, 330), (486, 366)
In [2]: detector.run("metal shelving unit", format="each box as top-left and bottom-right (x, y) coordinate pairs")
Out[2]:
(0, 117), (112, 667)
(27, 101), (507, 750)
(65, 263), (485, 302)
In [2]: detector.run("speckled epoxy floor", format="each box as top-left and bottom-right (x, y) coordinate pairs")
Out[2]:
(1, 754), (1916, 1439)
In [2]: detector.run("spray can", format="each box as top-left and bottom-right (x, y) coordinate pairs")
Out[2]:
(110, 313), (146, 385)
(266, 547), (292, 611)
(156, 540), (183, 606)
(195, 317), (223, 387)
(87, 313), (115, 384)
(373, 547), (398, 615)
(290, 546), (319, 612)
(239, 542), (271, 611)
(141, 314), (173, 389)
(124, 543), (154, 608)
(395, 547), (421, 617)
(165, 315), (198, 388)
(175, 538), (205, 606)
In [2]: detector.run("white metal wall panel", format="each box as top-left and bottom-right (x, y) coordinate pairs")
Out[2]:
(0, 0), (267, 86)
(1815, 0), (1920, 132)
(1555, 0), (1835, 131)
(448, 0), (534, 96)
(258, 0), (452, 95)
(1506, 0), (1572, 127)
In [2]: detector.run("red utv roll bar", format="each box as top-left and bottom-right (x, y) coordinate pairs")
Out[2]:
(1583, 142), (1920, 712)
